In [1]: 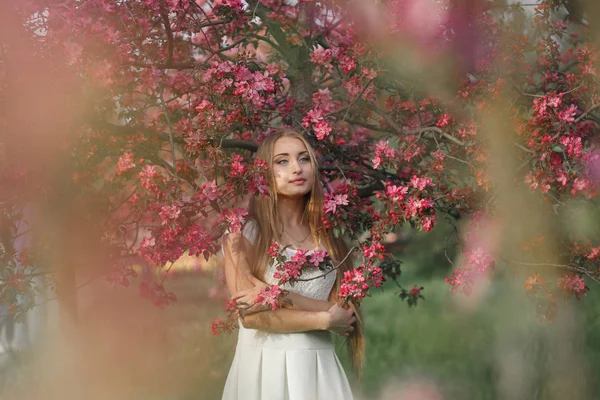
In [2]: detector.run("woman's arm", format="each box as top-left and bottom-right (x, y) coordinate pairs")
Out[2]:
(242, 302), (356, 336)
(232, 274), (334, 315)
(281, 291), (334, 312)
(240, 308), (329, 332)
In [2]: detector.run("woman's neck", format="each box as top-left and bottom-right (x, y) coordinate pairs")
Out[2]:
(276, 195), (306, 230)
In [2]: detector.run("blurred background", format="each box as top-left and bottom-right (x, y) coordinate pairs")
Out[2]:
(1, 0), (600, 399)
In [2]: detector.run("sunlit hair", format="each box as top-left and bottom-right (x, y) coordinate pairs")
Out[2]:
(244, 128), (365, 376)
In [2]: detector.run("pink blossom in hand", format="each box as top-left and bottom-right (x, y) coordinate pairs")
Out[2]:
(255, 285), (283, 310)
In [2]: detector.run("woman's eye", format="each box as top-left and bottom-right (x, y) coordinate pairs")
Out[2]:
(299, 157), (310, 163)
(276, 159), (288, 165)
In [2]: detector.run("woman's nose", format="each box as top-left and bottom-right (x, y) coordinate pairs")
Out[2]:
(291, 160), (302, 173)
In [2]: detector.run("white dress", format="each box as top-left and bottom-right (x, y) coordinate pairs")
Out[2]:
(222, 222), (354, 400)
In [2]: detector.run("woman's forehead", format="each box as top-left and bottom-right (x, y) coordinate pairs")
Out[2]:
(273, 136), (308, 155)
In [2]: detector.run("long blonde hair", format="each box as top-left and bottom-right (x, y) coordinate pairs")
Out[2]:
(244, 129), (365, 376)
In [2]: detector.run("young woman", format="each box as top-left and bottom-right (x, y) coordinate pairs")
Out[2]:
(221, 130), (364, 400)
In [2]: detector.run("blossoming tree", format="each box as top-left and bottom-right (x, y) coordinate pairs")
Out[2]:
(1, 0), (600, 324)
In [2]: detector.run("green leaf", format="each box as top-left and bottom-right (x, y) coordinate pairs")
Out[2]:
(552, 145), (564, 153)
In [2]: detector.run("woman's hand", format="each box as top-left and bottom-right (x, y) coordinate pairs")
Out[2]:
(325, 302), (356, 337)
(231, 274), (270, 315)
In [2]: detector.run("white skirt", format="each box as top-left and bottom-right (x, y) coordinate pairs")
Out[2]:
(222, 323), (353, 400)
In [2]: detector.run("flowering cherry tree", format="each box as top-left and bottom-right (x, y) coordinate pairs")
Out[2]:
(1, 0), (600, 324)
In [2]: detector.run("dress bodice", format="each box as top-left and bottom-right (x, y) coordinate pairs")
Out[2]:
(242, 221), (336, 301)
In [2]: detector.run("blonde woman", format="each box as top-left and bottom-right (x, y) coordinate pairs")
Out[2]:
(221, 130), (364, 400)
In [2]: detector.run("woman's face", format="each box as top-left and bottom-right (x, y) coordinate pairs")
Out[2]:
(271, 136), (315, 198)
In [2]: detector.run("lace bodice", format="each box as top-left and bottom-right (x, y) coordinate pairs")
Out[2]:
(242, 221), (336, 301)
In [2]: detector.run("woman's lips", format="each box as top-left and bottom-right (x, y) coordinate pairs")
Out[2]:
(290, 178), (306, 184)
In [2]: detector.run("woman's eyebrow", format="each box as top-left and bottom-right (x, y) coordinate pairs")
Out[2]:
(273, 151), (309, 158)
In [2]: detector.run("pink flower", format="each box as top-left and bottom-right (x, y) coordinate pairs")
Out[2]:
(308, 249), (329, 267)
(466, 246), (495, 272)
(420, 215), (437, 232)
(372, 141), (395, 169)
(229, 154), (247, 177)
(222, 208), (248, 233)
(445, 268), (477, 296)
(340, 267), (369, 303)
(116, 152), (136, 175)
(248, 175), (270, 196)
(202, 180), (220, 201)
(436, 113), (452, 128)
(159, 203), (182, 224)
(255, 285), (283, 310)
(409, 286), (421, 296)
(302, 108), (324, 128)
(339, 55), (356, 74)
(558, 104), (578, 123)
(410, 175), (434, 191)
(267, 242), (280, 258)
(273, 261), (303, 283)
(138, 165), (160, 190)
(324, 193), (349, 214)
(560, 136), (582, 158)
(557, 273), (587, 300)
(342, 76), (362, 98)
(313, 120), (332, 140)
(291, 249), (309, 265)
(310, 47), (332, 66)
(384, 184), (409, 202)
(367, 264), (385, 288)
(363, 242), (385, 260)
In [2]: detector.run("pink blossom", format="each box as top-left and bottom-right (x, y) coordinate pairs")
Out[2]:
(339, 55), (356, 74)
(366, 264), (385, 288)
(202, 180), (220, 201)
(557, 273), (587, 300)
(445, 267), (477, 296)
(385, 184), (409, 202)
(116, 152), (136, 175)
(313, 120), (332, 141)
(308, 249), (329, 267)
(558, 104), (578, 123)
(273, 261), (303, 283)
(420, 215), (437, 232)
(339, 267), (369, 303)
(291, 249), (309, 265)
(372, 141), (395, 169)
(436, 113), (452, 128)
(310, 47), (332, 66)
(159, 203), (182, 224)
(249, 175), (270, 196)
(267, 242), (280, 258)
(342, 76), (362, 98)
(571, 177), (591, 195)
(222, 208), (248, 233)
(560, 136), (582, 158)
(363, 242), (385, 260)
(229, 154), (247, 177)
(410, 175), (434, 191)
(324, 193), (349, 214)
(466, 246), (495, 272)
(138, 165), (160, 190)
(255, 285), (283, 310)
(302, 108), (324, 128)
